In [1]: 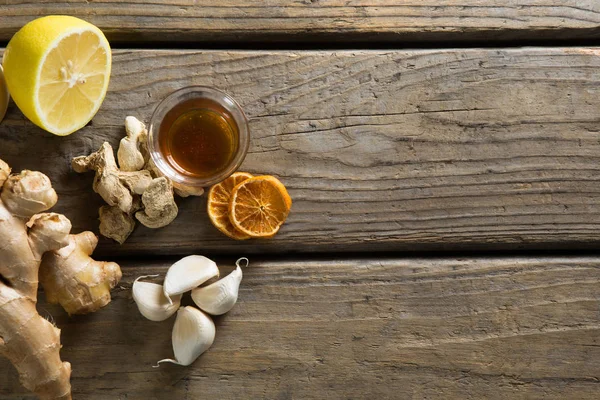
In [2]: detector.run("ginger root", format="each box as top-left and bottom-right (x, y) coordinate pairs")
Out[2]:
(40, 232), (122, 315)
(74, 116), (204, 243)
(2, 170), (58, 219)
(173, 181), (205, 198)
(135, 177), (178, 228)
(72, 142), (153, 213)
(117, 116), (147, 172)
(98, 205), (135, 244)
(0, 159), (122, 399)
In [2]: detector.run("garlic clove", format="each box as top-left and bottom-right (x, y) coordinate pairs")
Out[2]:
(156, 306), (216, 367)
(133, 275), (181, 321)
(191, 258), (246, 315)
(163, 255), (219, 304)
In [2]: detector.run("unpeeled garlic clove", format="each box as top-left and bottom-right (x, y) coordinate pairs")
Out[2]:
(133, 275), (181, 321)
(163, 255), (219, 304)
(156, 306), (216, 367)
(191, 258), (246, 315)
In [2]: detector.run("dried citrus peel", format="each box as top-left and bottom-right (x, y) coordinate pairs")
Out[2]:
(207, 172), (254, 239)
(228, 175), (292, 238)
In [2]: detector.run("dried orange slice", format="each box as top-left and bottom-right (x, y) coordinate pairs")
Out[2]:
(229, 175), (292, 238)
(207, 172), (254, 240)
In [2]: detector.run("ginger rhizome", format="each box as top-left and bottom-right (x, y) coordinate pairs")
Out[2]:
(72, 142), (152, 214)
(117, 116), (147, 172)
(73, 116), (202, 243)
(40, 232), (122, 315)
(0, 158), (122, 399)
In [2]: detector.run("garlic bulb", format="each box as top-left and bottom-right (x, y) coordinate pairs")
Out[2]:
(132, 275), (181, 321)
(191, 258), (246, 315)
(156, 306), (216, 367)
(163, 255), (219, 304)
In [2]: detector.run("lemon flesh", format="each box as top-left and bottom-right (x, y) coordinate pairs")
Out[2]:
(2, 16), (111, 136)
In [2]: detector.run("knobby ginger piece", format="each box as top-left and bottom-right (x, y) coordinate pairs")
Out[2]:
(117, 116), (147, 172)
(72, 142), (152, 213)
(135, 177), (178, 228)
(118, 170), (154, 195)
(40, 231), (122, 315)
(173, 181), (205, 198)
(0, 160), (122, 399)
(99, 205), (135, 244)
(1, 170), (58, 219)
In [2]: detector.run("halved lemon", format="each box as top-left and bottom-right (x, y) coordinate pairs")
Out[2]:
(2, 16), (111, 136)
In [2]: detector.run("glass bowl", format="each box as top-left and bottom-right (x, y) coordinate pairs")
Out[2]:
(147, 86), (249, 188)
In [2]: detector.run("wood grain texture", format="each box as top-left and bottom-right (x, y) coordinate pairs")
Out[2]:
(1, 1), (600, 44)
(2, 48), (600, 255)
(0, 256), (598, 399)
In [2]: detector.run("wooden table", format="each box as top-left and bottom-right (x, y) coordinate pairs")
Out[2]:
(1, 2), (599, 399)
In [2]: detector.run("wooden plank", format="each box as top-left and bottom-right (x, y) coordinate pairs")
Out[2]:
(1, 1), (600, 44)
(2, 48), (600, 255)
(0, 256), (598, 399)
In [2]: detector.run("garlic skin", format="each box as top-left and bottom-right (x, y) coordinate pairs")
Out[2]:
(163, 255), (219, 304)
(191, 263), (243, 315)
(156, 306), (216, 367)
(133, 275), (181, 321)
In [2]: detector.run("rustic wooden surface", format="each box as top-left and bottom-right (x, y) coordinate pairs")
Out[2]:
(1, 1), (600, 44)
(3, 48), (600, 255)
(2, 3), (600, 398)
(0, 257), (598, 399)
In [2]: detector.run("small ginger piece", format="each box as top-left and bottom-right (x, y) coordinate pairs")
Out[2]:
(73, 142), (132, 212)
(119, 170), (154, 195)
(135, 177), (178, 228)
(99, 205), (135, 244)
(173, 182), (205, 198)
(40, 232), (122, 315)
(0, 159), (122, 399)
(72, 142), (152, 213)
(117, 116), (147, 172)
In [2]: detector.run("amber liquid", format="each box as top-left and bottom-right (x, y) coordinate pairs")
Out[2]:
(158, 98), (239, 178)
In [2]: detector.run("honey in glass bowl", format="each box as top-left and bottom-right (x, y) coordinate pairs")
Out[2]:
(148, 86), (249, 188)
